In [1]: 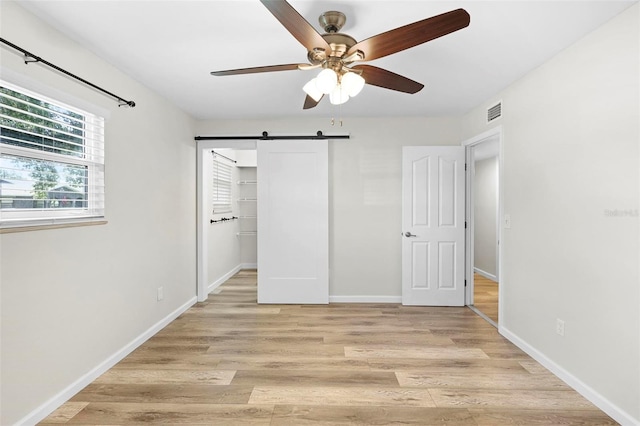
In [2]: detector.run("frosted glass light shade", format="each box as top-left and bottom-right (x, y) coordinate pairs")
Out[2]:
(329, 85), (349, 105)
(316, 69), (338, 94)
(303, 78), (323, 102)
(341, 72), (365, 97)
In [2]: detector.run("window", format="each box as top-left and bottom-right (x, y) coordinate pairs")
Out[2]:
(211, 152), (232, 214)
(0, 80), (105, 229)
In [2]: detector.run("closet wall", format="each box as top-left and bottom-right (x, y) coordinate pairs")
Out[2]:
(206, 149), (257, 292)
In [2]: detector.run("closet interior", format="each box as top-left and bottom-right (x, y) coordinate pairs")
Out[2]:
(206, 149), (257, 293)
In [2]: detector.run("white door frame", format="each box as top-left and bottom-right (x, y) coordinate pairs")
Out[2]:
(462, 126), (503, 324)
(196, 140), (256, 302)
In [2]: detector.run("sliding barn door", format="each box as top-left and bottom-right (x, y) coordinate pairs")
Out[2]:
(257, 140), (328, 304)
(402, 146), (465, 306)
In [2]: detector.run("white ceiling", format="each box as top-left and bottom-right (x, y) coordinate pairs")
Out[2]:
(16, 0), (637, 120)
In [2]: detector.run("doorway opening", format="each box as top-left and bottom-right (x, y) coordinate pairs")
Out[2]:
(196, 140), (257, 302)
(463, 127), (502, 327)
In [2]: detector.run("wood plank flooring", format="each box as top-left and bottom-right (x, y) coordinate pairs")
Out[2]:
(473, 273), (499, 324)
(41, 270), (617, 425)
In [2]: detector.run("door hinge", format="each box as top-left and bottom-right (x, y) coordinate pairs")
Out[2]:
(465, 163), (467, 171)
(465, 279), (467, 287)
(465, 221), (467, 229)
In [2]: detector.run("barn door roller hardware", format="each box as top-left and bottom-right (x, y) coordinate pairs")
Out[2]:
(0, 38), (136, 108)
(195, 131), (349, 141)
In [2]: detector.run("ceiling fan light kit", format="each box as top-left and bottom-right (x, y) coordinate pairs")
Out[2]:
(315, 68), (338, 94)
(303, 78), (323, 102)
(304, 68), (366, 105)
(210, 0), (470, 110)
(341, 72), (365, 97)
(329, 84), (349, 105)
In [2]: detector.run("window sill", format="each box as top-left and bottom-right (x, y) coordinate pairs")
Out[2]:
(0, 219), (108, 234)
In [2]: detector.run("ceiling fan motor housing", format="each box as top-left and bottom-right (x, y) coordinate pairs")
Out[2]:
(308, 11), (358, 66)
(319, 11), (346, 33)
(307, 32), (357, 64)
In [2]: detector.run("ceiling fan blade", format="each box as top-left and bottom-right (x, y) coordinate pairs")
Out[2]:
(211, 63), (309, 76)
(303, 94), (323, 109)
(351, 65), (424, 94)
(347, 9), (470, 62)
(260, 0), (332, 53)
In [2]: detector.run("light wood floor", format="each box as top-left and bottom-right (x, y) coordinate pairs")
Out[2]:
(473, 273), (499, 324)
(41, 270), (616, 425)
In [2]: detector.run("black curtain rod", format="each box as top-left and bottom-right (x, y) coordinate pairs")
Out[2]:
(0, 38), (136, 108)
(211, 150), (237, 163)
(195, 131), (349, 141)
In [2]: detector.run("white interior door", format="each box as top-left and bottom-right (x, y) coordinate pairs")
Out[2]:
(402, 146), (465, 306)
(257, 140), (328, 304)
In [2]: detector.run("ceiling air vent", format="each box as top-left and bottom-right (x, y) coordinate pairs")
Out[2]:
(487, 101), (502, 123)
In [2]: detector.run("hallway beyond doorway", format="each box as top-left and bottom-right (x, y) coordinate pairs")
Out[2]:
(473, 273), (499, 324)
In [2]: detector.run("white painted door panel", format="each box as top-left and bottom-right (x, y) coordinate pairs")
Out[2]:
(257, 140), (328, 304)
(402, 146), (465, 306)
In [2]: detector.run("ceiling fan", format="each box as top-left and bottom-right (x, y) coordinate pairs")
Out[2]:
(211, 0), (470, 109)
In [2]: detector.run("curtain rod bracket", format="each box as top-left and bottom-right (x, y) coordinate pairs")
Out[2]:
(23, 54), (38, 65)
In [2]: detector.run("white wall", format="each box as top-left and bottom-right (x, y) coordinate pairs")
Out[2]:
(0, 3), (197, 424)
(473, 156), (498, 278)
(195, 117), (462, 300)
(462, 4), (639, 423)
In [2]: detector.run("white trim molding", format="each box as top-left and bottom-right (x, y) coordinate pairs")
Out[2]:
(500, 326), (639, 426)
(16, 297), (197, 426)
(473, 267), (498, 282)
(208, 264), (242, 294)
(208, 264), (257, 295)
(461, 125), (504, 325)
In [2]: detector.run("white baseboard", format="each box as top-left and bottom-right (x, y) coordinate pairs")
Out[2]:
(329, 295), (402, 303)
(474, 267), (497, 282)
(500, 326), (639, 426)
(208, 265), (242, 294)
(17, 296), (197, 426)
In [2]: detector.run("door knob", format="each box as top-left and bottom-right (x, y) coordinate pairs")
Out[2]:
(404, 232), (417, 237)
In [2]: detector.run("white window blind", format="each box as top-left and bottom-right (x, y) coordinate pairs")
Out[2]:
(212, 152), (233, 214)
(0, 80), (105, 228)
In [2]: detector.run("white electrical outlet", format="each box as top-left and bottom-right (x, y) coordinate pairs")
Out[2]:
(157, 286), (164, 301)
(504, 214), (511, 229)
(556, 318), (565, 336)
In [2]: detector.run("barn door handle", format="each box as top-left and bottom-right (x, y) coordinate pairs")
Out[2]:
(404, 232), (417, 237)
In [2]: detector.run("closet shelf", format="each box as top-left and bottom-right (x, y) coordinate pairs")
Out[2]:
(239, 216), (257, 219)
(237, 180), (257, 185)
(237, 198), (257, 202)
(237, 231), (257, 236)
